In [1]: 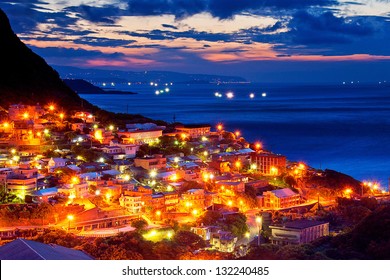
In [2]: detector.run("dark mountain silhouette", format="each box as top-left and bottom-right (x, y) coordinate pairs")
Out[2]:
(63, 79), (107, 94)
(0, 9), (160, 125)
(63, 79), (137, 94)
(0, 8), (87, 109)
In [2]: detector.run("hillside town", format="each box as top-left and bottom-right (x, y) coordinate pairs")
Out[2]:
(0, 102), (388, 260)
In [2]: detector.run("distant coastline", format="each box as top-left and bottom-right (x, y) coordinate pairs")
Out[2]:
(63, 79), (137, 95)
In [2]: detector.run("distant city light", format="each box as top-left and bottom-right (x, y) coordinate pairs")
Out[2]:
(249, 93), (255, 99)
(150, 169), (157, 178)
(262, 92), (267, 97)
(155, 90), (160, 95)
(226, 92), (234, 99)
(165, 87), (170, 92)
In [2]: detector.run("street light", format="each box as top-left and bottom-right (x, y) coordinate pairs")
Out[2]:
(156, 210), (161, 221)
(256, 216), (262, 247)
(67, 214), (74, 232)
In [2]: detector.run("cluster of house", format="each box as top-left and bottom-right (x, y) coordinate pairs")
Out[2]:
(0, 103), (330, 252)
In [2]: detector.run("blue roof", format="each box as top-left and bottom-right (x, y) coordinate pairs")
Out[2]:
(0, 238), (93, 260)
(33, 187), (58, 196)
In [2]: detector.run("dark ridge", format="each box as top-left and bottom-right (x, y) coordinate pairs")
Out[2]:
(0, 9), (162, 125)
(63, 79), (137, 95)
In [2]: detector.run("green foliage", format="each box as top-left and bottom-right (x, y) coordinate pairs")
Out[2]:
(0, 190), (21, 204)
(54, 167), (77, 184)
(131, 219), (148, 232)
(222, 213), (249, 238)
(283, 175), (297, 187)
(71, 145), (103, 162)
(197, 211), (248, 238)
(30, 202), (53, 220)
(197, 210), (222, 226)
(172, 230), (207, 251)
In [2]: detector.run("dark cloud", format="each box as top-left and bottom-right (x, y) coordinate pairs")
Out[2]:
(0, 1), (78, 34)
(73, 37), (137, 47)
(29, 46), (125, 59)
(128, 0), (207, 19)
(65, 5), (123, 24)
(125, 0), (340, 19)
(119, 29), (232, 42)
(162, 24), (178, 30)
(207, 0), (337, 19)
(288, 11), (375, 45)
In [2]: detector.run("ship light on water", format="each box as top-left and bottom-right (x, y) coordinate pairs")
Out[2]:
(226, 92), (234, 99)
(262, 92), (267, 97)
(155, 90), (160, 95)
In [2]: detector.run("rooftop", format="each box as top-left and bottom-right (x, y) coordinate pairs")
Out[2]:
(0, 238), (93, 260)
(270, 188), (297, 198)
(278, 220), (328, 230)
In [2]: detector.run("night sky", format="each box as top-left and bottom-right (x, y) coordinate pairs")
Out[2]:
(1, 0), (390, 82)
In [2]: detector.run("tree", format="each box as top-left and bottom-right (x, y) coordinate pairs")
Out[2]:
(223, 213), (249, 238)
(197, 211), (222, 226)
(54, 167), (76, 184)
(172, 230), (207, 251)
(31, 202), (53, 225)
(131, 219), (148, 232)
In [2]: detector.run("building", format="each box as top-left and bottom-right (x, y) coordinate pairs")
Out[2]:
(0, 238), (93, 260)
(117, 128), (163, 145)
(5, 176), (37, 195)
(216, 181), (245, 194)
(191, 226), (238, 252)
(10, 120), (42, 146)
(210, 230), (238, 253)
(58, 182), (89, 199)
(180, 189), (205, 212)
(119, 195), (142, 214)
(109, 141), (140, 158)
(191, 225), (220, 241)
(175, 124), (211, 138)
(269, 220), (329, 245)
(262, 188), (300, 209)
(163, 191), (179, 212)
(47, 157), (68, 172)
(250, 152), (287, 175)
(71, 122), (87, 132)
(8, 104), (45, 121)
(1, 167), (40, 196)
(134, 154), (166, 170)
(30, 187), (58, 203)
(73, 111), (95, 123)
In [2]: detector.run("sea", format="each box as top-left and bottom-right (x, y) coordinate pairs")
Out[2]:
(80, 82), (390, 190)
